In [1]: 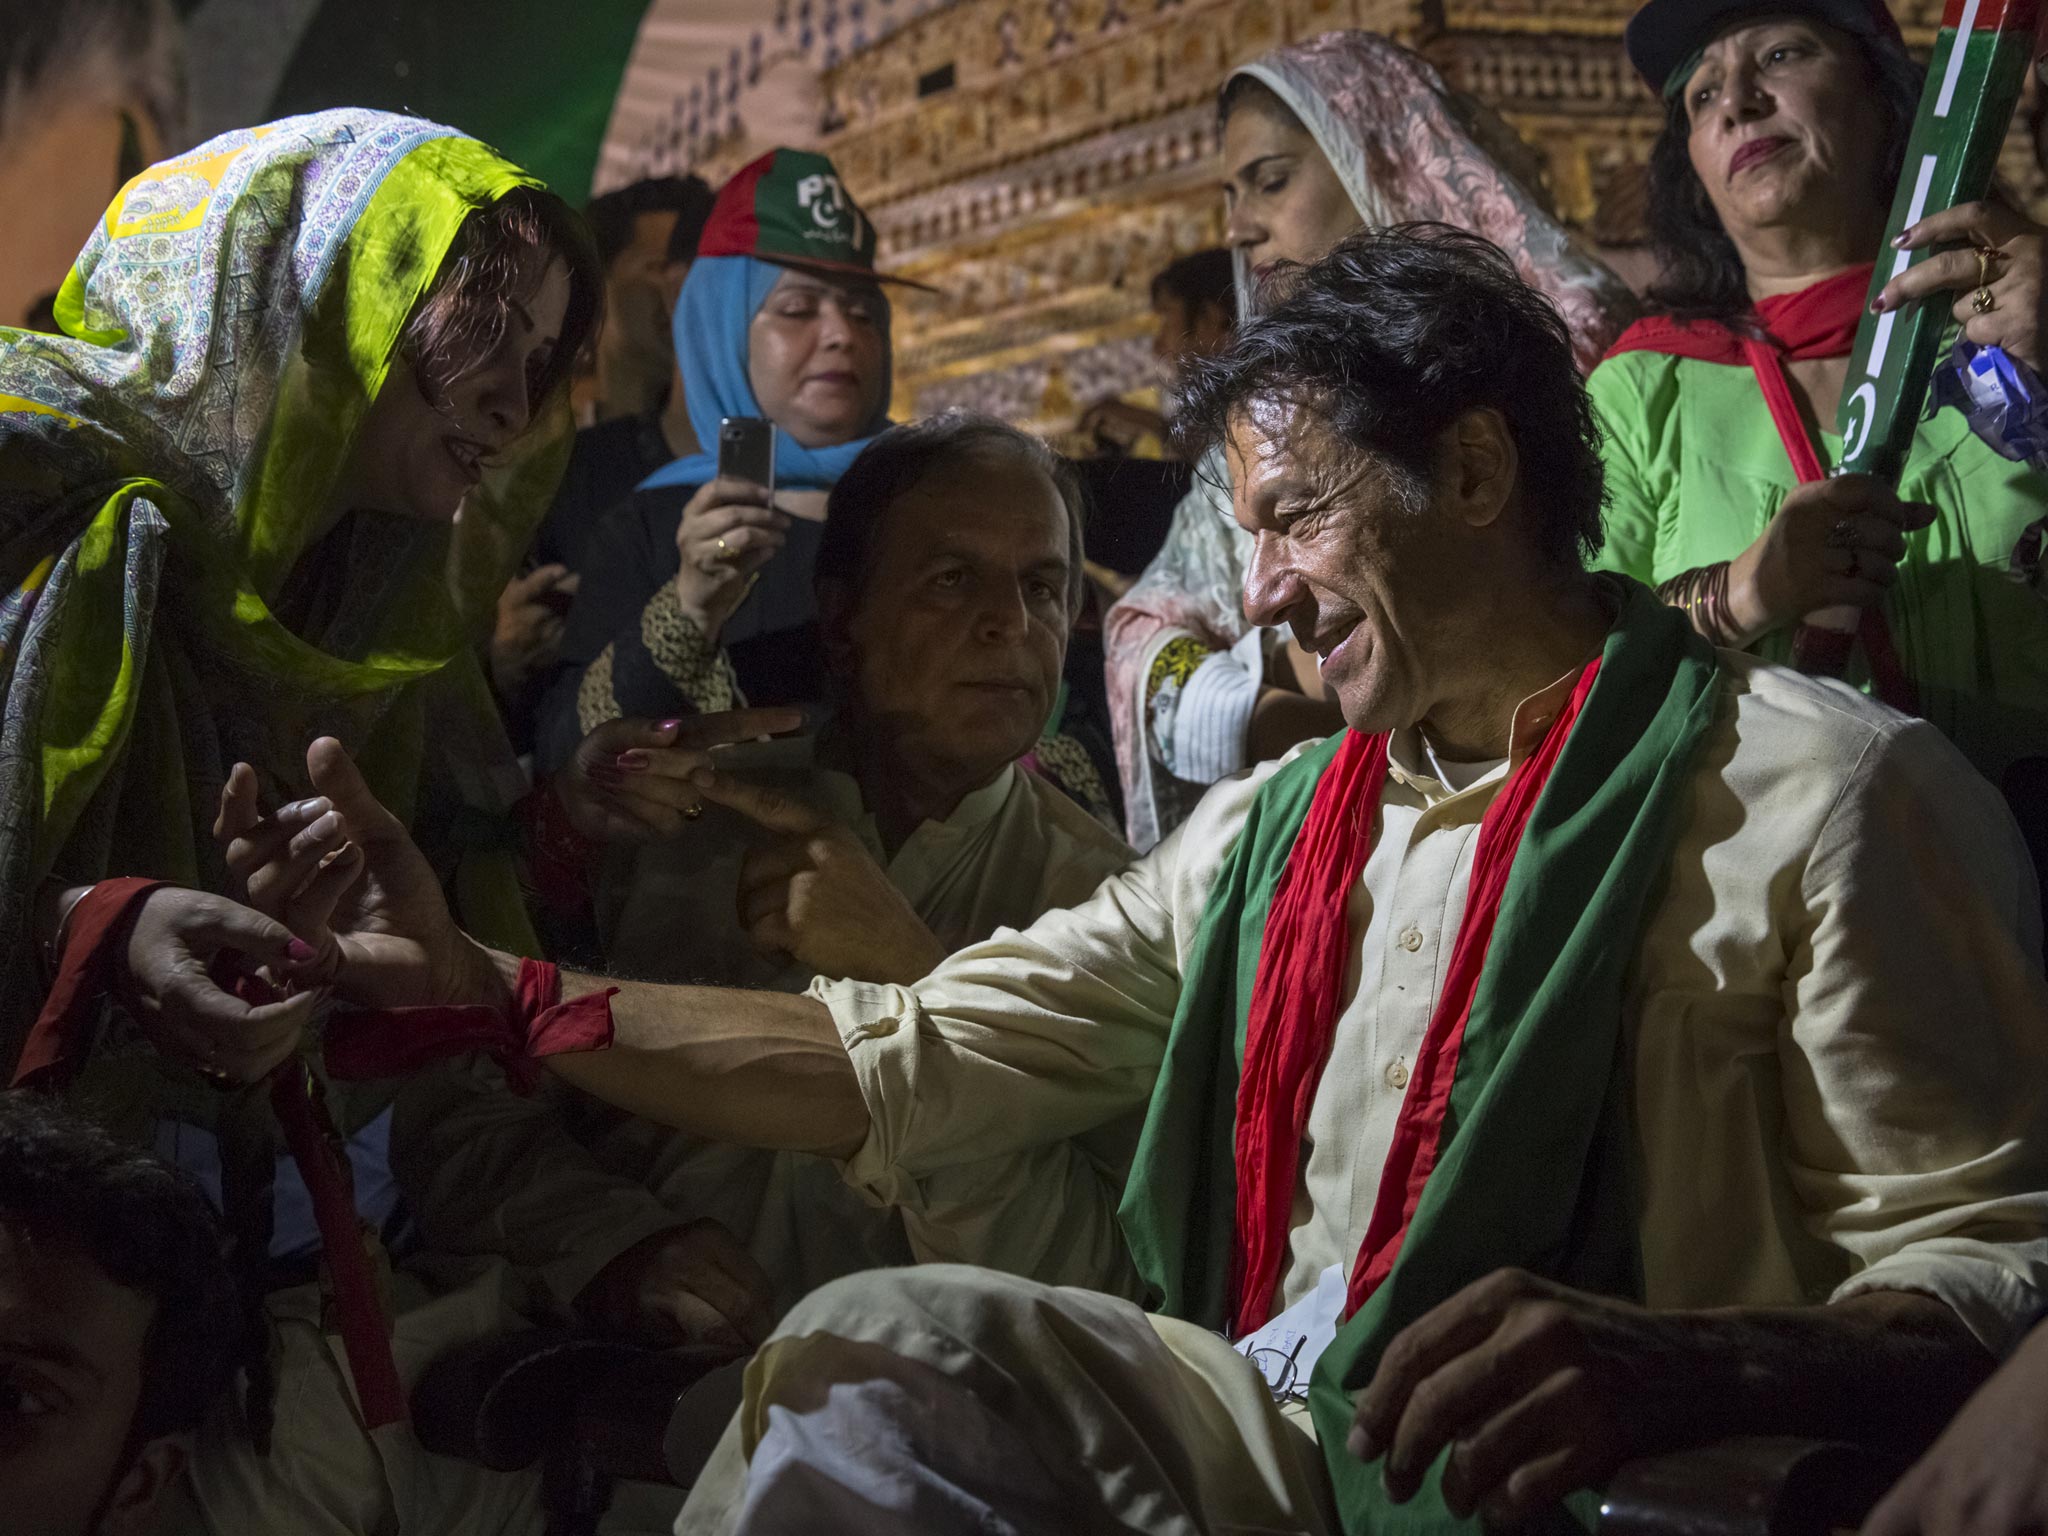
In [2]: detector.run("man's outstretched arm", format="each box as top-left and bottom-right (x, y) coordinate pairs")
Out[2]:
(546, 962), (870, 1159)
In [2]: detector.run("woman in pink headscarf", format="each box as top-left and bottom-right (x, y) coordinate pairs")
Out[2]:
(1105, 31), (1637, 849)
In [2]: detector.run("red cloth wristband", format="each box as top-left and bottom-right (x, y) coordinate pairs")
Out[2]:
(322, 958), (615, 1093)
(14, 877), (166, 1088)
(12, 879), (413, 1429)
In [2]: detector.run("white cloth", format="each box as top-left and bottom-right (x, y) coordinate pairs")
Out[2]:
(678, 1265), (1340, 1536)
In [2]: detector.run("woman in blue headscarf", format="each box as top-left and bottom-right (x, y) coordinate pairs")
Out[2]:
(537, 148), (901, 771)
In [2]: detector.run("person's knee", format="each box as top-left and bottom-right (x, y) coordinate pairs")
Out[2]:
(775, 1262), (996, 1338)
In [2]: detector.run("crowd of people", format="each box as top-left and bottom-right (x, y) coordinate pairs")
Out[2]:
(3, 1), (2048, 1533)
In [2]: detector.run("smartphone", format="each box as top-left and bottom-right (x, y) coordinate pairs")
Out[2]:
(717, 415), (776, 492)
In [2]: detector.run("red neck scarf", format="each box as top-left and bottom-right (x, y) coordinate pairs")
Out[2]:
(1603, 263), (1916, 713)
(1230, 661), (1599, 1335)
(1604, 263), (1873, 483)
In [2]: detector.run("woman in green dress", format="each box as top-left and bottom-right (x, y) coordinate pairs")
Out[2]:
(1591, 0), (2048, 799)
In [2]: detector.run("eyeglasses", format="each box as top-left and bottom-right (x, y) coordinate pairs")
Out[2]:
(1241, 1330), (1310, 1404)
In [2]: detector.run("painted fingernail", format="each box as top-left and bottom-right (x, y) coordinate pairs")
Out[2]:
(1869, 297), (1886, 314)
(616, 750), (651, 771)
(658, 719), (683, 733)
(286, 938), (317, 965)
(1892, 232), (1908, 248)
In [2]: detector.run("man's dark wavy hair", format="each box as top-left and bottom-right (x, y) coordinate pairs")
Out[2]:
(1175, 224), (1607, 569)
(1646, 30), (1922, 321)
(0, 1091), (241, 1443)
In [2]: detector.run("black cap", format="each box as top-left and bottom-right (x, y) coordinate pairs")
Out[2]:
(1624, 0), (1906, 97)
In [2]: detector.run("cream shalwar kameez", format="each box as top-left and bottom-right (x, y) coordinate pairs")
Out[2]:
(680, 655), (2048, 1534)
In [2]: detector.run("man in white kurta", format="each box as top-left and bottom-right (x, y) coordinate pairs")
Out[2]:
(664, 639), (2048, 1533)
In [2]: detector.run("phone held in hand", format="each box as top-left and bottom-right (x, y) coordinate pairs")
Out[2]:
(717, 416), (776, 493)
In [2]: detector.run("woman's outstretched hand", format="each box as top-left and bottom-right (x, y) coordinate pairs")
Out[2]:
(116, 887), (320, 1082)
(214, 740), (508, 1012)
(554, 709), (804, 843)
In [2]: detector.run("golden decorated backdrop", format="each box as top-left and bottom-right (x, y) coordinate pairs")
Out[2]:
(777, 0), (2047, 449)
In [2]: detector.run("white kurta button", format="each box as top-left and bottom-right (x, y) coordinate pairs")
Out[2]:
(1386, 1059), (1410, 1089)
(1398, 927), (1424, 952)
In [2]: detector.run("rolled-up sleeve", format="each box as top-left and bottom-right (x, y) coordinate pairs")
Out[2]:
(1783, 718), (2048, 1357)
(816, 841), (1187, 1201)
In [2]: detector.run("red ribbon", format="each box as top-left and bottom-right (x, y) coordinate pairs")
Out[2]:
(321, 961), (616, 1092)
(14, 876), (166, 1089)
(16, 881), (616, 1431)
(1229, 662), (1599, 1337)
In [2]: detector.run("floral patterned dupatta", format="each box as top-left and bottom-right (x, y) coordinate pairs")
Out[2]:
(0, 110), (578, 1066)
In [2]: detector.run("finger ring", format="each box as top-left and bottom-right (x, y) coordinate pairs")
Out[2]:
(1826, 518), (1859, 550)
(1973, 285), (1996, 315)
(714, 536), (732, 559)
(682, 802), (704, 821)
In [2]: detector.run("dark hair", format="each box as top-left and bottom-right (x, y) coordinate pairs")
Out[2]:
(1176, 224), (1607, 568)
(663, 177), (718, 267)
(402, 187), (603, 413)
(583, 176), (712, 271)
(819, 413), (1089, 614)
(0, 1092), (240, 1442)
(1151, 248), (1236, 320)
(1646, 30), (1922, 320)
(1218, 71), (1292, 126)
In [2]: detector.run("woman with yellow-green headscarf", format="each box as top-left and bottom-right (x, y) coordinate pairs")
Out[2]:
(0, 110), (611, 1533)
(1, 109), (603, 1056)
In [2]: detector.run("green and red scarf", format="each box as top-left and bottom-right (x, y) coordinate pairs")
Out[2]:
(1118, 577), (1723, 1534)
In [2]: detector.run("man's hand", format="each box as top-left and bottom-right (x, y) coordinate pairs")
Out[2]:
(1863, 1321), (2048, 1536)
(690, 771), (949, 985)
(554, 709), (804, 843)
(576, 1220), (777, 1357)
(489, 563), (578, 700)
(1347, 1269), (1708, 1526)
(214, 740), (503, 1011)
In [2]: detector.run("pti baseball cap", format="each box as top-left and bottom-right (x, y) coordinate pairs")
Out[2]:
(1625, 0), (1906, 97)
(695, 148), (934, 290)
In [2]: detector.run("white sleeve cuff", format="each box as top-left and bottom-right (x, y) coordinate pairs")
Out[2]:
(1164, 635), (1264, 784)
(1831, 1245), (2048, 1361)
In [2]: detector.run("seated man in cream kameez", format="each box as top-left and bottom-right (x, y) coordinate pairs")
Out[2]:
(390, 415), (1133, 1317)
(258, 229), (2048, 1534)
